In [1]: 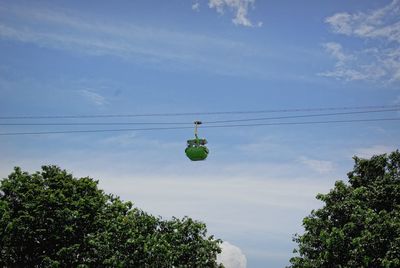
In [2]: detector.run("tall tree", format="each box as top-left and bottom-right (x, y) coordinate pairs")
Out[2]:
(289, 150), (400, 267)
(0, 166), (222, 267)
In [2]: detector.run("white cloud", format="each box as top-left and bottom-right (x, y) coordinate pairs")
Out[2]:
(319, 41), (397, 82)
(322, 42), (352, 64)
(78, 89), (107, 105)
(322, 0), (400, 83)
(299, 156), (335, 174)
(319, 42), (382, 81)
(325, 0), (400, 42)
(217, 241), (247, 268)
(325, 13), (353, 35)
(192, 2), (200, 11)
(208, 0), (261, 27)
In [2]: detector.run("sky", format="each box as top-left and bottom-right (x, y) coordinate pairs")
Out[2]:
(0, 0), (400, 267)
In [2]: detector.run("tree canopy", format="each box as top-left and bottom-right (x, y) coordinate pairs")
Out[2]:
(290, 150), (400, 267)
(0, 166), (222, 267)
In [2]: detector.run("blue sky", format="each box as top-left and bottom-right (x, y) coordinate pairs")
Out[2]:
(0, 0), (400, 267)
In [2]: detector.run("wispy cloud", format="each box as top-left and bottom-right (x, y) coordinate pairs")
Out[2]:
(208, 0), (261, 27)
(299, 156), (335, 174)
(78, 89), (107, 106)
(325, 0), (400, 42)
(0, 3), (267, 78)
(319, 42), (387, 81)
(322, 0), (400, 83)
(236, 137), (282, 155)
(192, 2), (200, 12)
(100, 134), (182, 149)
(323, 42), (353, 64)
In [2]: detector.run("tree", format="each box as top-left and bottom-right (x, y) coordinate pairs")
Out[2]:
(0, 166), (222, 267)
(289, 150), (400, 268)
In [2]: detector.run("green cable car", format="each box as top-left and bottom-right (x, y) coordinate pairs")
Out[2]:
(185, 121), (209, 161)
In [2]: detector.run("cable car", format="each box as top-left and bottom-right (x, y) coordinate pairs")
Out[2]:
(185, 121), (209, 161)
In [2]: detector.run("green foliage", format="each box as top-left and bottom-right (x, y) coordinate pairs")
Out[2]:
(0, 166), (222, 267)
(289, 150), (400, 268)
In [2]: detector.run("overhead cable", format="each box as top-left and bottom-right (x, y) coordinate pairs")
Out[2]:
(1, 108), (398, 126)
(1, 104), (399, 120)
(0, 117), (399, 136)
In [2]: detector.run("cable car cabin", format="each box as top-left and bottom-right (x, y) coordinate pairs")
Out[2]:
(185, 138), (209, 161)
(185, 121), (209, 161)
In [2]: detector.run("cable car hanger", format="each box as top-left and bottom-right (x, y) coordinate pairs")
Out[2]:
(185, 121), (209, 161)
